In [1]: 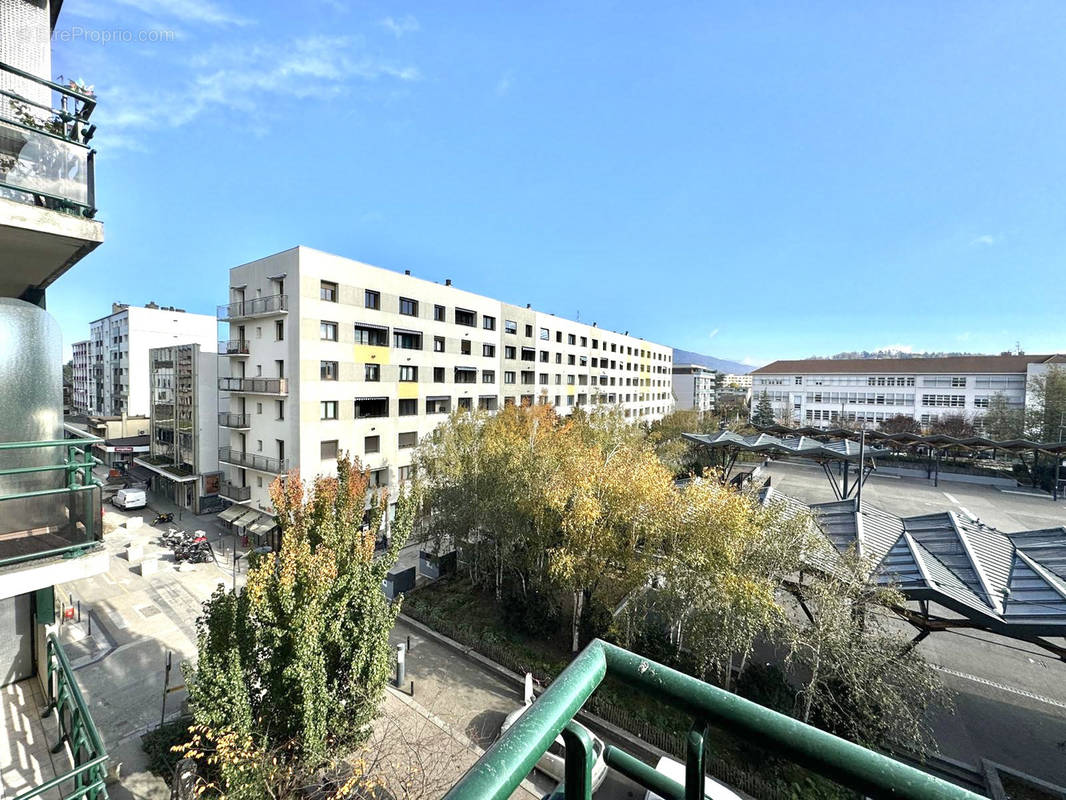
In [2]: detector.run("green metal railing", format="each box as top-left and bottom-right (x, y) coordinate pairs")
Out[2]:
(12, 634), (109, 800)
(444, 639), (988, 800)
(0, 438), (103, 567)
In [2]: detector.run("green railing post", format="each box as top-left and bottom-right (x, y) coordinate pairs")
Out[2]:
(561, 720), (594, 800)
(686, 719), (708, 800)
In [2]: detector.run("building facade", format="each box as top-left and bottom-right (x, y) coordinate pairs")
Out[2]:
(722, 373), (752, 390)
(218, 247), (674, 517)
(85, 302), (217, 417)
(133, 344), (222, 513)
(750, 355), (1065, 430)
(71, 339), (90, 413)
(672, 363), (717, 413)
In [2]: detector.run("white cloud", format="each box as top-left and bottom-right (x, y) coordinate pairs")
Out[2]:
(380, 14), (419, 37)
(741, 356), (756, 366)
(708, 328), (719, 340)
(955, 331), (972, 342)
(876, 344), (914, 353)
(111, 0), (249, 26)
(972, 234), (1004, 247)
(496, 71), (513, 96)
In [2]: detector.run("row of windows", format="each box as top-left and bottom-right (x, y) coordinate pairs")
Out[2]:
(920, 394), (966, 407)
(922, 376), (968, 387)
(311, 392), (671, 421)
(806, 392), (914, 406)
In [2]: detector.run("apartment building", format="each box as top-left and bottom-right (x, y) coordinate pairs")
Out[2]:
(85, 302), (217, 417)
(132, 344), (223, 513)
(722, 373), (752, 390)
(750, 354), (1066, 429)
(1, 0), (111, 792)
(217, 247), (674, 517)
(672, 363), (717, 413)
(71, 339), (90, 413)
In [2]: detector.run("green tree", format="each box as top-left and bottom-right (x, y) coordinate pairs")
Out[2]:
(981, 393), (1024, 441)
(879, 414), (921, 434)
(182, 456), (414, 798)
(1025, 365), (1066, 441)
(930, 412), (976, 438)
(752, 390), (774, 427)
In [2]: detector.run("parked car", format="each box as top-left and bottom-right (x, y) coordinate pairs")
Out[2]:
(111, 488), (147, 510)
(498, 703), (608, 793)
(644, 756), (744, 800)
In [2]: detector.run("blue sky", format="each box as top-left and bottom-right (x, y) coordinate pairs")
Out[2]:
(48, 0), (1066, 365)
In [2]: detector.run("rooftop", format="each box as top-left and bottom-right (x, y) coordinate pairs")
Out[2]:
(751, 354), (1065, 375)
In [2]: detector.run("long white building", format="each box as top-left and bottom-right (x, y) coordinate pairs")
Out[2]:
(217, 247), (674, 519)
(82, 302), (217, 417)
(750, 354), (1066, 429)
(671, 363), (717, 413)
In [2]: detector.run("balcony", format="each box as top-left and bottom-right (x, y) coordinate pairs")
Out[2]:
(217, 294), (288, 321)
(218, 377), (288, 395)
(220, 481), (251, 502)
(218, 447), (288, 474)
(0, 438), (103, 568)
(218, 339), (250, 356)
(2, 635), (108, 800)
(218, 412), (251, 429)
(0, 61), (103, 301)
(445, 639), (985, 800)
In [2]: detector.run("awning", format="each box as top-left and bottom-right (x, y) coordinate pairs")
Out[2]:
(218, 505), (247, 523)
(392, 327), (420, 335)
(479, 394), (497, 399)
(354, 322), (389, 332)
(354, 396), (388, 402)
(454, 366), (476, 372)
(248, 517), (277, 536)
(233, 509), (261, 529)
(426, 395), (449, 402)
(127, 464), (154, 483)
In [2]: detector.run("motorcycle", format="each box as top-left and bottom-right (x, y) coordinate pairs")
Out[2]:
(153, 512), (174, 526)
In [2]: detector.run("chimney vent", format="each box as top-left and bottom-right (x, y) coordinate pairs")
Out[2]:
(526, 303), (531, 309)
(445, 279), (452, 286)
(404, 269), (411, 275)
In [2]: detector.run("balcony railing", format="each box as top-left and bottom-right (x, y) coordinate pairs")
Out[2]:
(217, 294), (288, 320)
(218, 377), (288, 395)
(218, 448), (288, 474)
(10, 634), (109, 800)
(220, 482), (251, 502)
(0, 438), (102, 568)
(218, 412), (251, 429)
(218, 339), (250, 355)
(0, 61), (98, 218)
(445, 639), (984, 800)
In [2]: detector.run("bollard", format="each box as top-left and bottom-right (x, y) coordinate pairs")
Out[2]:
(87, 609), (92, 637)
(407, 634), (411, 651)
(395, 642), (406, 687)
(77, 600), (81, 623)
(410, 680), (414, 696)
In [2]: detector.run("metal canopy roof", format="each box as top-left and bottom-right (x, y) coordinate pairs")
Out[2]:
(753, 424), (1066, 456)
(760, 488), (1066, 642)
(683, 431), (890, 463)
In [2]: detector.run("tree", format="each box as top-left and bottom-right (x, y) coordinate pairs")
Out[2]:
(879, 414), (921, 435)
(182, 456), (414, 798)
(930, 413), (976, 438)
(981, 393), (1024, 441)
(752, 391), (775, 427)
(1026, 365), (1066, 442)
(785, 555), (951, 752)
(645, 408), (717, 475)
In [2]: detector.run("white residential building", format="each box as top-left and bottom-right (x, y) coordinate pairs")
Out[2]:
(86, 302), (217, 417)
(71, 339), (90, 413)
(750, 354), (1066, 429)
(672, 363), (717, 413)
(217, 247), (674, 517)
(722, 373), (752, 390)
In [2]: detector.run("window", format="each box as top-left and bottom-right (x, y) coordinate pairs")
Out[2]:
(505, 320), (517, 334)
(539, 373), (548, 384)
(795, 376), (803, 385)
(321, 440), (338, 459)
(461, 340), (472, 355)
(592, 339), (598, 349)
(455, 367), (476, 384)
(320, 360), (338, 381)
(556, 331), (563, 343)
(365, 290), (380, 310)
(483, 369), (496, 383)
(479, 396), (499, 411)
(580, 337), (587, 347)
(568, 354), (576, 365)
(434, 304), (446, 322)
(399, 297), (418, 316)
(398, 431), (417, 449)
(277, 400), (285, 420)
(275, 320), (284, 341)
(521, 347), (535, 362)
(434, 367), (445, 382)
(567, 334), (576, 345)
(505, 346), (516, 359)
(524, 324), (533, 337)
(365, 435), (381, 454)
(539, 350), (549, 363)
(455, 308), (476, 327)
(504, 371), (516, 384)
(369, 468), (388, 487)
(394, 330), (422, 350)
(483, 315), (496, 330)
(951, 377), (967, 388)
(483, 344), (496, 357)
(398, 465), (413, 482)
(354, 324), (388, 346)
(457, 397), (473, 411)
(320, 401), (338, 420)
(320, 321), (338, 341)
(568, 375), (576, 385)
(365, 364), (380, 382)
(399, 365), (418, 382)
(555, 353), (562, 364)
(426, 396), (451, 414)
(540, 327), (549, 340)
(354, 398), (387, 420)
(399, 398), (417, 416)
(434, 336), (445, 353)
(320, 281), (338, 302)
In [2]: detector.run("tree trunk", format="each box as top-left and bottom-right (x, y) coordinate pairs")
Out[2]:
(494, 542), (502, 601)
(802, 646), (821, 723)
(571, 590), (584, 653)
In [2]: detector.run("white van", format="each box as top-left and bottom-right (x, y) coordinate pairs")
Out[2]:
(112, 488), (147, 510)
(499, 704), (608, 793)
(644, 756), (744, 800)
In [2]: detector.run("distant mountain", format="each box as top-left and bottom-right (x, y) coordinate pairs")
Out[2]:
(811, 349), (998, 360)
(673, 348), (753, 374)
